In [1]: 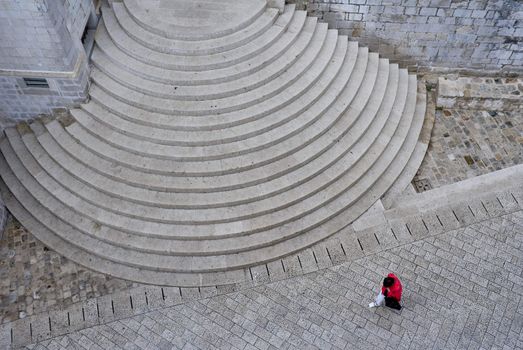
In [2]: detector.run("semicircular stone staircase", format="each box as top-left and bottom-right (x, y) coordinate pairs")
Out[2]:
(0, 0), (431, 287)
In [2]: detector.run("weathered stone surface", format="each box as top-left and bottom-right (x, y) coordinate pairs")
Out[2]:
(0, 193), (6, 239)
(304, 0), (523, 74)
(0, 1), (429, 287)
(7, 209), (523, 349)
(0, 0), (95, 126)
(437, 76), (523, 111)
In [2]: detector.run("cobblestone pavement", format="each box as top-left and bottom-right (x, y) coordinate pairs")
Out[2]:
(413, 109), (522, 191)
(0, 218), (140, 324)
(25, 210), (523, 350)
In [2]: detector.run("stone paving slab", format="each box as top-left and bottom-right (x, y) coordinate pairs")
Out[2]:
(0, 182), (520, 348)
(437, 76), (523, 111)
(413, 107), (522, 191)
(18, 209), (523, 350)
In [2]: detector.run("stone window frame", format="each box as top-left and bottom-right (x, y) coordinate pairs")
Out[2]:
(17, 76), (57, 95)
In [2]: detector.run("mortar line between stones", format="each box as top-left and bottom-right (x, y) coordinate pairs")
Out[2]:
(7, 203), (521, 349)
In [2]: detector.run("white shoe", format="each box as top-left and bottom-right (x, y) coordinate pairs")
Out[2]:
(369, 302), (376, 308)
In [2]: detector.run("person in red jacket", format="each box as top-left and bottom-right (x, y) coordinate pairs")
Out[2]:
(369, 273), (403, 310)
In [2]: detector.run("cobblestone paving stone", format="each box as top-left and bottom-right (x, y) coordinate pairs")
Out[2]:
(24, 211), (523, 350)
(413, 108), (523, 191)
(0, 218), (140, 324)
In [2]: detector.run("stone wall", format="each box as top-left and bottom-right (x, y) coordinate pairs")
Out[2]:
(0, 66), (90, 129)
(293, 0), (523, 74)
(0, 0), (71, 71)
(0, 0), (95, 128)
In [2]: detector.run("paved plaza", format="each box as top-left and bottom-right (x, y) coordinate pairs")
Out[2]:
(0, 0), (522, 348)
(22, 210), (523, 350)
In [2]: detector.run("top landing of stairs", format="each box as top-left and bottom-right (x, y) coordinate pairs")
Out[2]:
(117, 0), (268, 40)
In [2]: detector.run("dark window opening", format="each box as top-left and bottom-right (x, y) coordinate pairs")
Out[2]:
(23, 78), (49, 88)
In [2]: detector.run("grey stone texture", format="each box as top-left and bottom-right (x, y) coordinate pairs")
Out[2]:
(0, 193), (7, 240)
(0, 0), (95, 127)
(300, 0), (523, 74)
(9, 209), (523, 349)
(437, 76), (523, 111)
(0, 68), (90, 129)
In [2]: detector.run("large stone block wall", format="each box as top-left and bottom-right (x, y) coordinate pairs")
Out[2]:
(291, 0), (522, 74)
(0, 64), (89, 129)
(0, 0), (95, 128)
(0, 0), (71, 71)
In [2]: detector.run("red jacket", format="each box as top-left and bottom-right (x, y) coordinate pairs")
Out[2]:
(382, 273), (402, 301)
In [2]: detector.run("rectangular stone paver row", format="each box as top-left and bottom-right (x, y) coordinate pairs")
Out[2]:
(22, 210), (523, 350)
(1, 184), (522, 349)
(413, 108), (522, 191)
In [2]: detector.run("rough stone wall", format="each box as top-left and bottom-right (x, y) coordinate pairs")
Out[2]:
(299, 0), (523, 74)
(0, 67), (89, 129)
(0, 0), (95, 127)
(0, 0), (70, 71)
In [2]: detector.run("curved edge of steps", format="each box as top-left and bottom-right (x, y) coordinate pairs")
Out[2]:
(60, 49), (373, 183)
(0, 68), (418, 245)
(0, 71), (425, 283)
(102, 4), (301, 71)
(113, 2), (278, 55)
(381, 81), (433, 208)
(0, 178), (248, 287)
(122, 0), (267, 41)
(84, 41), (349, 161)
(90, 23), (335, 102)
(87, 33), (350, 136)
(94, 8), (305, 86)
(16, 58), (394, 226)
(89, 26), (335, 116)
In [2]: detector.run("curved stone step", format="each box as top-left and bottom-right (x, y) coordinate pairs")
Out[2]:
(87, 37), (352, 135)
(102, 4), (300, 71)
(95, 10), (308, 86)
(24, 60), (395, 223)
(91, 25), (336, 102)
(90, 27), (335, 115)
(121, 0), (267, 41)
(382, 82), (430, 208)
(0, 74), (419, 276)
(70, 49), (374, 177)
(51, 48), (360, 196)
(0, 178), (247, 286)
(112, 2), (276, 55)
(4, 63), (416, 244)
(84, 43), (348, 160)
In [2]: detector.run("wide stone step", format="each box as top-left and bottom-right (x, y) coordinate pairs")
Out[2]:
(70, 50), (374, 177)
(84, 43), (348, 159)
(0, 0), (431, 286)
(3, 66), (416, 243)
(112, 2), (277, 55)
(121, 0), (267, 41)
(90, 27), (335, 115)
(0, 73), (419, 279)
(91, 25), (335, 102)
(382, 82), (429, 208)
(103, 3), (299, 71)
(22, 61), (397, 222)
(0, 182), (247, 286)
(87, 38), (355, 135)
(95, 10), (308, 86)
(49, 50), (361, 195)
